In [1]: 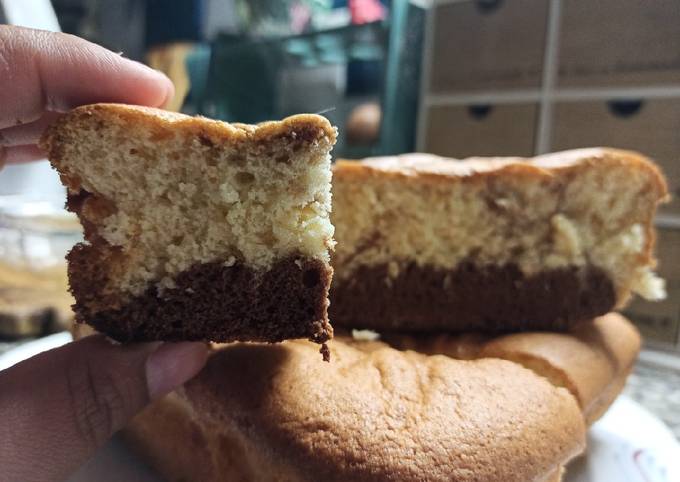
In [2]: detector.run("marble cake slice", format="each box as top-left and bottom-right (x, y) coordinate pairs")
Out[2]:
(331, 148), (667, 333)
(41, 103), (336, 347)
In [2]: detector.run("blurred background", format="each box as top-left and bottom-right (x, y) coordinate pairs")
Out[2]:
(0, 0), (679, 435)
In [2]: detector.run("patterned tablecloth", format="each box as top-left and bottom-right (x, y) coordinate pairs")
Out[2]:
(1, 338), (679, 440)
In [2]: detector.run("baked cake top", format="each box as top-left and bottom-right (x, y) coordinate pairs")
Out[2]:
(335, 148), (668, 193)
(184, 338), (584, 482)
(386, 312), (640, 425)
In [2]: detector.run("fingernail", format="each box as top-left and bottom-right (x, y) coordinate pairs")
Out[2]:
(146, 66), (175, 108)
(127, 59), (175, 105)
(146, 342), (208, 399)
(161, 79), (176, 108)
(137, 61), (171, 84)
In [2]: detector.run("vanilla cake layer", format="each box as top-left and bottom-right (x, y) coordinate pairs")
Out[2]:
(41, 104), (336, 345)
(331, 149), (667, 332)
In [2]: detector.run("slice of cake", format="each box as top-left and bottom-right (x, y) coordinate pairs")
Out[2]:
(123, 338), (584, 482)
(331, 148), (667, 333)
(40, 103), (336, 346)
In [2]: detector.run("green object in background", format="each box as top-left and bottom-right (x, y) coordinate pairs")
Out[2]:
(378, 1), (425, 156)
(184, 44), (211, 112)
(199, 2), (425, 158)
(233, 0), (333, 36)
(203, 22), (386, 122)
(203, 36), (283, 123)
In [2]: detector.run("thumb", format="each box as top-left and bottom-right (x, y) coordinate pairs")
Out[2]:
(0, 335), (208, 482)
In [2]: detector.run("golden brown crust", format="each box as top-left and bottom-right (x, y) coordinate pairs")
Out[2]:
(39, 103), (337, 165)
(386, 312), (640, 426)
(118, 316), (638, 481)
(125, 338), (585, 482)
(334, 149), (668, 198)
(480, 313), (640, 425)
(123, 394), (227, 482)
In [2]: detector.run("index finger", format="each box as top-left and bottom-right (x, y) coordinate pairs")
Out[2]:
(0, 26), (174, 129)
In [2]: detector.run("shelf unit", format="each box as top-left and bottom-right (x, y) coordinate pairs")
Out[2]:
(416, 0), (680, 349)
(417, 0), (680, 224)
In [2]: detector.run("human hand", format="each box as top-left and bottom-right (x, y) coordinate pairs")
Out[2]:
(0, 26), (208, 481)
(0, 25), (173, 165)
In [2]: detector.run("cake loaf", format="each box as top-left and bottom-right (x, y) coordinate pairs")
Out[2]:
(124, 337), (585, 482)
(41, 104), (336, 346)
(331, 149), (667, 333)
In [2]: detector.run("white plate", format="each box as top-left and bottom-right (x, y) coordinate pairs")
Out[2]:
(566, 397), (680, 482)
(2, 334), (680, 481)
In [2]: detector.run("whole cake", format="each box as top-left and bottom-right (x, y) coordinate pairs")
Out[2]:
(124, 337), (586, 482)
(40, 104), (336, 346)
(331, 149), (667, 332)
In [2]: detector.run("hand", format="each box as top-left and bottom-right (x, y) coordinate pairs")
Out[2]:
(0, 26), (208, 481)
(0, 25), (173, 165)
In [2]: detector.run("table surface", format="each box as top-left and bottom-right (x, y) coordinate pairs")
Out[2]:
(625, 360), (680, 439)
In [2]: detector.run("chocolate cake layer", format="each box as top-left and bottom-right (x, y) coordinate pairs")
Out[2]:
(330, 261), (615, 333)
(68, 246), (332, 344)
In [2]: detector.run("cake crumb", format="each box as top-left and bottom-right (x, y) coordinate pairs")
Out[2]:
(352, 329), (380, 341)
(320, 343), (331, 362)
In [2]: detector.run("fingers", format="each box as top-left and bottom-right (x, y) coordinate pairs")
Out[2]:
(0, 335), (207, 482)
(146, 341), (211, 399)
(0, 26), (175, 129)
(1, 145), (46, 164)
(0, 113), (62, 163)
(0, 112), (63, 147)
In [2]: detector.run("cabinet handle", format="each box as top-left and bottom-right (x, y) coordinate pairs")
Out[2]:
(607, 99), (644, 118)
(467, 104), (493, 120)
(475, 0), (504, 14)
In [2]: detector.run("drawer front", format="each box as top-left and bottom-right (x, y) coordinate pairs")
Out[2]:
(429, 0), (548, 92)
(423, 103), (538, 158)
(552, 99), (680, 216)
